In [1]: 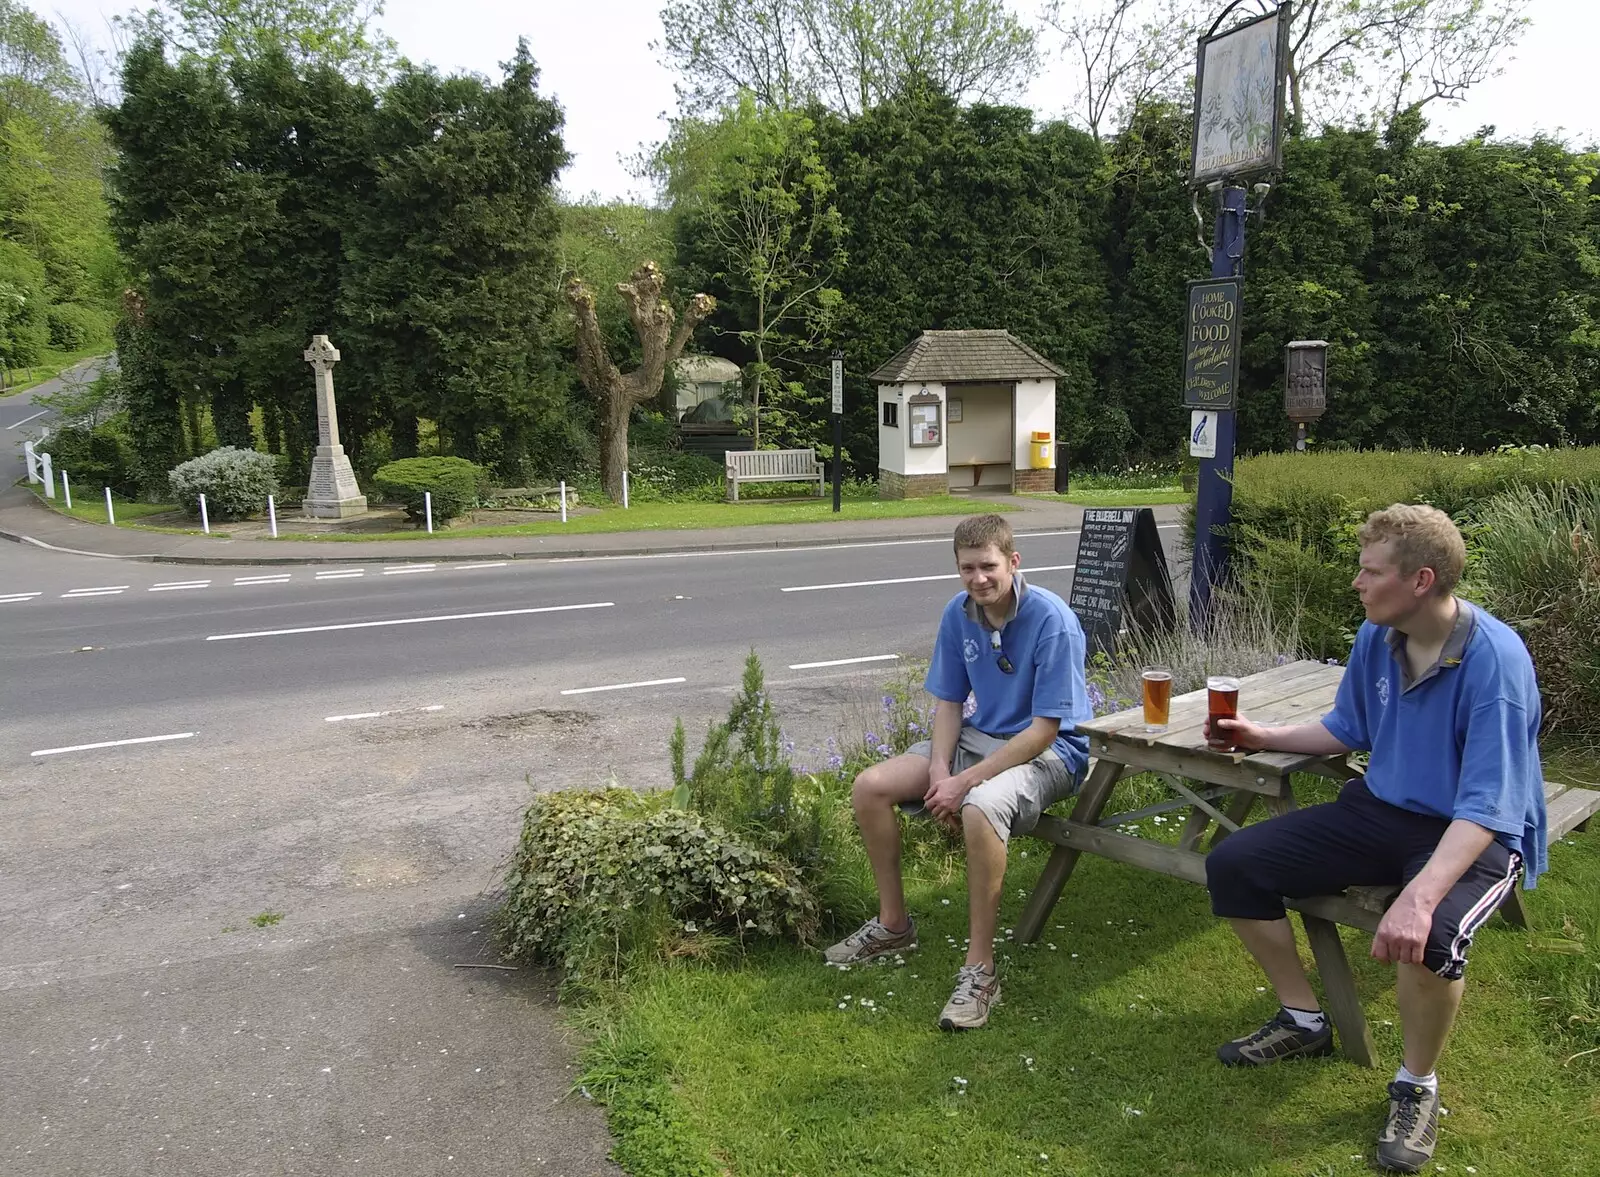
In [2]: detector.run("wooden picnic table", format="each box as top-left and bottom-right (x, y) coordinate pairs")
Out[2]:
(1016, 660), (1391, 1063)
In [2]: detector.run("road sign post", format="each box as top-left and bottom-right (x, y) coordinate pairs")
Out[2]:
(830, 350), (844, 513)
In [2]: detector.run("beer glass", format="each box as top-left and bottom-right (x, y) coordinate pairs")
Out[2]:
(1141, 667), (1172, 733)
(1207, 676), (1241, 750)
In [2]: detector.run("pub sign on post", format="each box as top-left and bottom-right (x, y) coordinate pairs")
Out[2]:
(1182, 277), (1242, 411)
(1284, 339), (1328, 452)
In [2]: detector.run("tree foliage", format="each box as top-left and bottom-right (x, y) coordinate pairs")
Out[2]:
(657, 0), (1037, 116)
(117, 0), (395, 82)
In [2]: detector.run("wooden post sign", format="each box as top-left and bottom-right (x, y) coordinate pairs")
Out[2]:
(1182, 277), (1242, 410)
(1067, 507), (1177, 654)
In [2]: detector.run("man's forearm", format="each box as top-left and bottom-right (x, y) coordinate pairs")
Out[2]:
(1257, 722), (1352, 756)
(957, 718), (1060, 787)
(1405, 820), (1498, 907)
(929, 699), (963, 775)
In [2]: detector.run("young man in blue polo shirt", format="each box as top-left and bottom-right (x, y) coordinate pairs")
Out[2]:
(824, 514), (1092, 1030)
(1206, 504), (1546, 1173)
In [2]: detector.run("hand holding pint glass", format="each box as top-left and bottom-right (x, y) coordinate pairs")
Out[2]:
(1206, 676), (1241, 750)
(1140, 667), (1172, 733)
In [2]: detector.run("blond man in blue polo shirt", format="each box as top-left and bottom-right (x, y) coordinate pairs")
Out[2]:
(1206, 504), (1547, 1174)
(823, 514), (1093, 1030)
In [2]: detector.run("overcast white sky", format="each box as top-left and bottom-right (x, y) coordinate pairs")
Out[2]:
(38, 0), (1597, 202)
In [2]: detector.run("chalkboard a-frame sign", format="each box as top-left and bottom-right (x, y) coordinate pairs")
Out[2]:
(1067, 507), (1177, 654)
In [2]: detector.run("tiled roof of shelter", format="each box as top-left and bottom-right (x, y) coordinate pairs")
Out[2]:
(868, 330), (1066, 383)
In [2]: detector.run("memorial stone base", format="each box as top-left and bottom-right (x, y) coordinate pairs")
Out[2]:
(302, 444), (368, 518)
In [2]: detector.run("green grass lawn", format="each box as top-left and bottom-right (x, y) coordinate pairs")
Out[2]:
(1027, 489), (1191, 507)
(277, 494), (1016, 541)
(576, 770), (1600, 1177)
(22, 487), (218, 534)
(1, 346), (110, 396)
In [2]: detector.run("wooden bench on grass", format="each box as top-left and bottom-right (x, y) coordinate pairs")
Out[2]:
(1014, 660), (1600, 1068)
(724, 448), (825, 502)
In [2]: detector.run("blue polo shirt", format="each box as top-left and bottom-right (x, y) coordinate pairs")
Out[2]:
(1320, 602), (1548, 887)
(925, 573), (1092, 776)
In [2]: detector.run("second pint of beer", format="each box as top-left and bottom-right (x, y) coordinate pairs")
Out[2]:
(1141, 667), (1172, 732)
(1207, 676), (1241, 749)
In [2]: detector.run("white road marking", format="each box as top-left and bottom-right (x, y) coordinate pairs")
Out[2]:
(325, 704), (446, 723)
(780, 563), (1077, 594)
(561, 676), (687, 696)
(0, 592), (43, 603)
(789, 654), (901, 670)
(315, 569), (365, 579)
(62, 586), (128, 597)
(149, 580), (211, 592)
(382, 564), (436, 575)
(206, 600), (614, 642)
(455, 562), (508, 570)
(5, 409), (48, 429)
(32, 732), (195, 757)
(234, 574), (291, 585)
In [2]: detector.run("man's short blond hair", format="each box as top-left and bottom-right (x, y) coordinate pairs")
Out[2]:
(1358, 503), (1465, 596)
(953, 514), (1014, 558)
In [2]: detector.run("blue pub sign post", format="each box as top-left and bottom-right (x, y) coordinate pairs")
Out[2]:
(1186, 1), (1292, 627)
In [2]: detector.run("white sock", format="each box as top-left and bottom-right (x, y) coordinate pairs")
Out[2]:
(1395, 1064), (1438, 1091)
(1284, 1005), (1327, 1031)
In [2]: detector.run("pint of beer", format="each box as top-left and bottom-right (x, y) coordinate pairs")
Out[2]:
(1207, 676), (1241, 750)
(1141, 667), (1172, 732)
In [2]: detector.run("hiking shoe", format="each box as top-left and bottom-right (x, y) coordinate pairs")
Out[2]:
(1217, 1008), (1334, 1066)
(823, 917), (917, 966)
(939, 963), (1001, 1030)
(1376, 1081), (1439, 1173)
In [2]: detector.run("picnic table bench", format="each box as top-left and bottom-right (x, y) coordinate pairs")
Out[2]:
(724, 448), (826, 502)
(1017, 659), (1600, 1067)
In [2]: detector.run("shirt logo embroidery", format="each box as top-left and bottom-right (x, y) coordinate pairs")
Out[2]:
(963, 638), (981, 664)
(1377, 675), (1390, 707)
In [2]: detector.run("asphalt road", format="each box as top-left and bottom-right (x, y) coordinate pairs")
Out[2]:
(1, 358), (109, 489)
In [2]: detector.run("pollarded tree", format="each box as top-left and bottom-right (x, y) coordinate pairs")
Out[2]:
(565, 262), (715, 502)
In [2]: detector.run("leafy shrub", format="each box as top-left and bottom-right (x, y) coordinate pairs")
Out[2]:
(625, 446), (724, 502)
(371, 456), (488, 524)
(45, 302), (111, 350)
(1466, 485), (1600, 732)
(498, 787), (817, 984)
(42, 422), (139, 499)
(167, 446), (279, 520)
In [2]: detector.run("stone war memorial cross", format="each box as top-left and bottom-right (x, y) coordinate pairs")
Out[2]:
(301, 334), (368, 518)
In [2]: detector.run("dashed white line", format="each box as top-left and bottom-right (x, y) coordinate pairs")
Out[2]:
(32, 732), (195, 757)
(382, 564), (436, 576)
(788, 654), (901, 670)
(455, 562), (508, 571)
(560, 676), (687, 696)
(62, 586), (128, 597)
(5, 409), (48, 429)
(0, 592), (43, 603)
(205, 601), (614, 641)
(315, 569), (365, 579)
(325, 705), (445, 723)
(779, 562), (1076, 593)
(149, 580), (211, 592)
(234, 574), (291, 585)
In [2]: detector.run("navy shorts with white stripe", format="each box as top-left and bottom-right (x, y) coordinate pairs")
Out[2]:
(1206, 777), (1521, 980)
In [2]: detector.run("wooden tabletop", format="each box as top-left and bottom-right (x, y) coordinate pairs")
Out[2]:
(1078, 659), (1347, 780)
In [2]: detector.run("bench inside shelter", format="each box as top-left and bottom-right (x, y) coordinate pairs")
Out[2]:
(724, 448), (826, 502)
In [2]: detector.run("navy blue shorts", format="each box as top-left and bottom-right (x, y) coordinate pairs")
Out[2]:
(1206, 779), (1522, 980)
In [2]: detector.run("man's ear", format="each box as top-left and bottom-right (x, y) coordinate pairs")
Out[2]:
(1009, 550), (1022, 572)
(1413, 565), (1438, 598)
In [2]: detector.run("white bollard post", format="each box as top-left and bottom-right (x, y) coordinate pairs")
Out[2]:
(41, 452), (54, 499)
(424, 491), (434, 533)
(62, 470), (72, 509)
(559, 480), (567, 524)
(623, 469), (630, 509)
(199, 493), (210, 534)
(105, 486), (115, 526)
(268, 494), (278, 538)
(23, 440), (39, 483)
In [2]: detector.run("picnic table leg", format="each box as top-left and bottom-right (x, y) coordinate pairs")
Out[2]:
(1497, 889), (1530, 929)
(1016, 758), (1123, 943)
(1204, 791), (1259, 851)
(1301, 915), (1379, 1068)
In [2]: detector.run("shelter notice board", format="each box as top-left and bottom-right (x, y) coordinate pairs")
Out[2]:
(1067, 507), (1177, 653)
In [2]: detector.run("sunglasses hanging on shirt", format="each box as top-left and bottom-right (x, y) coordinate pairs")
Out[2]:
(989, 628), (1015, 675)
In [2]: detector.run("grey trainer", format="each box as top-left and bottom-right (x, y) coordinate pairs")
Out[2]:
(938, 963), (1001, 1030)
(1376, 1081), (1439, 1173)
(1217, 1008), (1334, 1066)
(823, 916), (916, 966)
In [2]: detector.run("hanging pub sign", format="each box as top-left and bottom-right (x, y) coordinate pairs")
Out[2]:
(1190, 4), (1292, 185)
(1182, 277), (1242, 410)
(1284, 339), (1329, 421)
